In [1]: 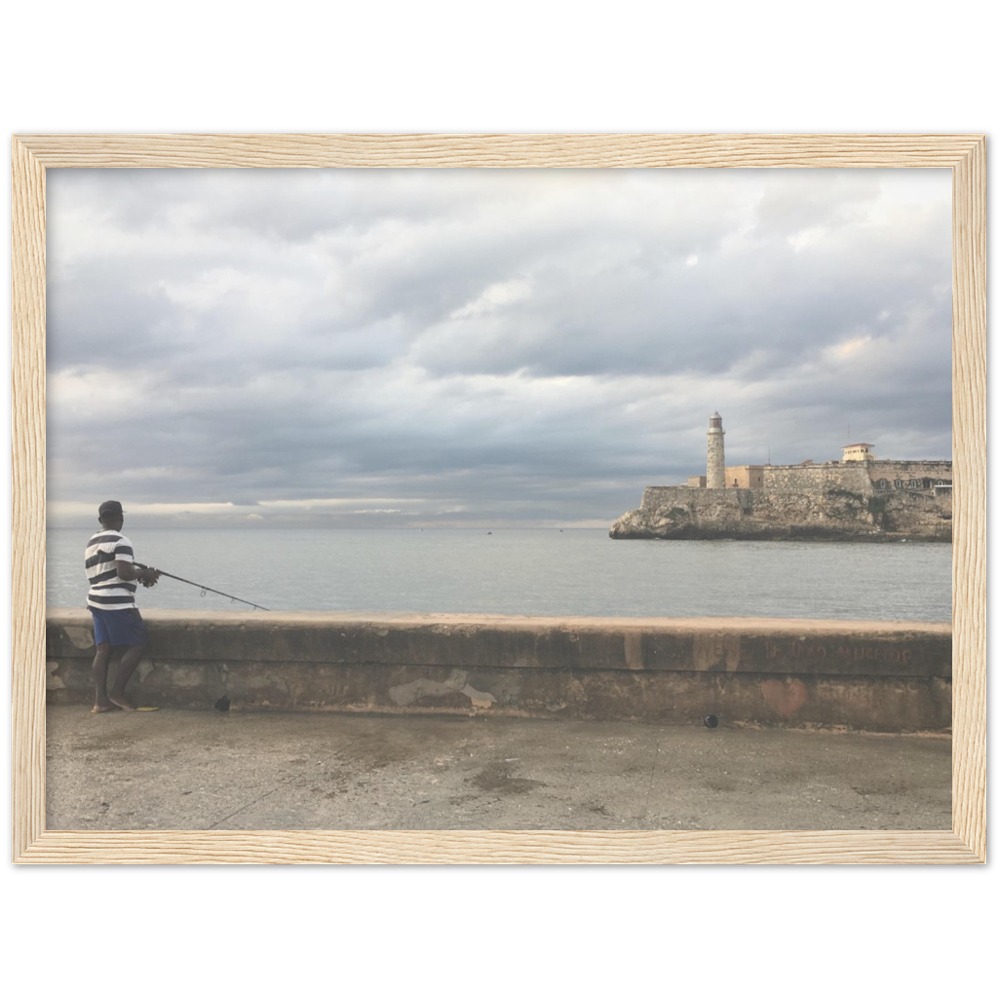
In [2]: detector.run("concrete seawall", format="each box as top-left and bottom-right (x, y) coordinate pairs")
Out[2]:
(45, 610), (952, 731)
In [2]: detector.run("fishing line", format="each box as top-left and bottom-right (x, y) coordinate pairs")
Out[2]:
(135, 562), (269, 611)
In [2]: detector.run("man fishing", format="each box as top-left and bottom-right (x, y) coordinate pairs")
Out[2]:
(84, 501), (161, 713)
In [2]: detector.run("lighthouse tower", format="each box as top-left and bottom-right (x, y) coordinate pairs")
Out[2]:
(706, 412), (725, 488)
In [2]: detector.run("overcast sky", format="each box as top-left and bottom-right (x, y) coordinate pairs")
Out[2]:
(46, 167), (953, 529)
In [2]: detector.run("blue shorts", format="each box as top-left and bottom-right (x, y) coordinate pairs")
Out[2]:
(90, 607), (147, 647)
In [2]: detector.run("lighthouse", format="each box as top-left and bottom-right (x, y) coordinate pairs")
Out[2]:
(706, 412), (725, 488)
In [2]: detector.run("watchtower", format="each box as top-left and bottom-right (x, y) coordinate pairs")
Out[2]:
(842, 443), (875, 463)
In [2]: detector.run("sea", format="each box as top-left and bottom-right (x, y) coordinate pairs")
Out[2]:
(47, 527), (952, 622)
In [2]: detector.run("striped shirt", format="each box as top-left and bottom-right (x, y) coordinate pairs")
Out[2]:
(85, 530), (139, 610)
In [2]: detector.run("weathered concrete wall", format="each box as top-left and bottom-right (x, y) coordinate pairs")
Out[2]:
(46, 610), (951, 731)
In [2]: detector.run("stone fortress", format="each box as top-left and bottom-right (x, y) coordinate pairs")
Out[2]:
(611, 413), (953, 541)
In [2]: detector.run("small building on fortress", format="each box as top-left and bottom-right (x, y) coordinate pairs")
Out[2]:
(611, 413), (953, 542)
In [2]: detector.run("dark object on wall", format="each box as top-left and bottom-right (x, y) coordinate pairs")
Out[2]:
(703, 714), (719, 729)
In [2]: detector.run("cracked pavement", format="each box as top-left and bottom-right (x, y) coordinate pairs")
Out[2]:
(45, 706), (951, 831)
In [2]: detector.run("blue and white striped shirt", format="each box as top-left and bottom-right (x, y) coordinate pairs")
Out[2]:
(85, 530), (138, 610)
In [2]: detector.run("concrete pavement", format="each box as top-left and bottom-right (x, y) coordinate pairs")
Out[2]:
(45, 706), (951, 831)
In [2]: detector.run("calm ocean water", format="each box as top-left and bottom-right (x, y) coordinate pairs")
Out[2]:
(47, 527), (952, 622)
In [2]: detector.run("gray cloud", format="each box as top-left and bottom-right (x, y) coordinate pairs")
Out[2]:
(45, 167), (953, 528)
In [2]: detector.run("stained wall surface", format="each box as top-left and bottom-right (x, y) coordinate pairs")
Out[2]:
(46, 610), (952, 731)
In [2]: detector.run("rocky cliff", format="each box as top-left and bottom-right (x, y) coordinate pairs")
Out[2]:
(610, 485), (952, 542)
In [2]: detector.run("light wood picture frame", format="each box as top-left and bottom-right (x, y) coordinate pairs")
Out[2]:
(12, 133), (986, 864)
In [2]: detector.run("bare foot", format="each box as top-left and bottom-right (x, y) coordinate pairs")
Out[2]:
(91, 702), (120, 714)
(108, 693), (137, 711)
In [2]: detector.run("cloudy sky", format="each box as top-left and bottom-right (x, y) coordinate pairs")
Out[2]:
(46, 167), (953, 529)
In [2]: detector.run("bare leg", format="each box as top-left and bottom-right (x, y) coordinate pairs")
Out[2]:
(108, 643), (146, 710)
(91, 643), (117, 713)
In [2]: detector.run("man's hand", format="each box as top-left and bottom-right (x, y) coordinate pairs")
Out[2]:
(116, 559), (160, 587)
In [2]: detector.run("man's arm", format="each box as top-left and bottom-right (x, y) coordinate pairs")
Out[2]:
(116, 560), (161, 587)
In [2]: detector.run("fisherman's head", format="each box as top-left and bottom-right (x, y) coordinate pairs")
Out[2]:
(98, 500), (124, 531)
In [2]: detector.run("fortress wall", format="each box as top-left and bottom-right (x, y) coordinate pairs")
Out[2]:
(760, 464), (873, 493)
(869, 460), (953, 483)
(647, 462), (950, 502)
(45, 610), (952, 730)
(641, 485), (702, 508)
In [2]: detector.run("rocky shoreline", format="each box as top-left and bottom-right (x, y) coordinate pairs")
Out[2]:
(610, 486), (952, 543)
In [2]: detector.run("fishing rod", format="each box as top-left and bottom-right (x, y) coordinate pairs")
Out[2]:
(135, 562), (270, 611)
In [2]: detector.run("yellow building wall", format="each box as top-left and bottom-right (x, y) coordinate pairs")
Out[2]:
(725, 466), (765, 489)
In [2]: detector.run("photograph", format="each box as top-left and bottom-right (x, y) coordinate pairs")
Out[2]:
(40, 163), (956, 835)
